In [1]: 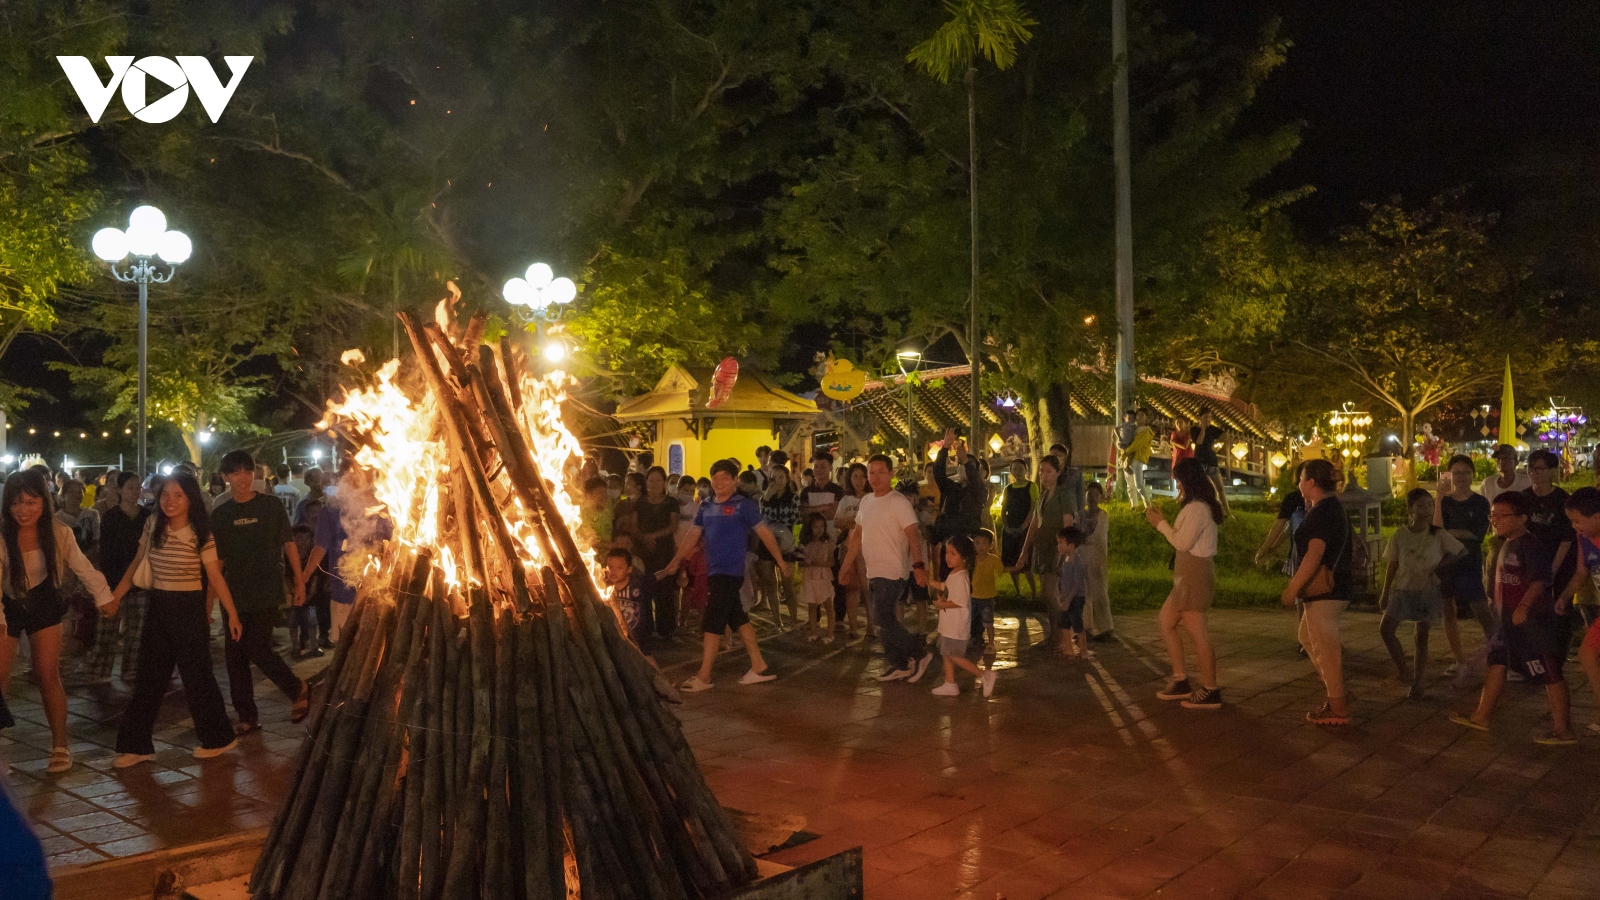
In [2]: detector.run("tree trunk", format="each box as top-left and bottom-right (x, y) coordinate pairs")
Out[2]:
(1018, 390), (1042, 478)
(1399, 408), (1417, 495)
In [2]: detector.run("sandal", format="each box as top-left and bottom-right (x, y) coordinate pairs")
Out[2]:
(290, 681), (311, 724)
(1534, 733), (1578, 747)
(1449, 712), (1489, 732)
(235, 721), (262, 737)
(1306, 705), (1351, 726)
(46, 747), (73, 774)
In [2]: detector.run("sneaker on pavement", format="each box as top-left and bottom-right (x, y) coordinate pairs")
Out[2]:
(113, 753), (154, 769)
(739, 669), (777, 685)
(1156, 677), (1192, 701)
(981, 670), (997, 698)
(930, 681), (960, 697)
(877, 667), (911, 682)
(193, 739), (239, 760)
(907, 652), (935, 684)
(1181, 687), (1223, 710)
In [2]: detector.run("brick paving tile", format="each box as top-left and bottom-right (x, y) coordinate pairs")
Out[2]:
(4, 607), (1600, 898)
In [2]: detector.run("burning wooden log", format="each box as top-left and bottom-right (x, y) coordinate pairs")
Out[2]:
(250, 311), (756, 900)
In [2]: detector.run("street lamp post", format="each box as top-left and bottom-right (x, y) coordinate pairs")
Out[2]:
(897, 350), (923, 470)
(92, 206), (191, 479)
(503, 262), (578, 364)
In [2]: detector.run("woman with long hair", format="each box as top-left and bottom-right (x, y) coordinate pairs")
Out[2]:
(1014, 455), (1075, 648)
(754, 466), (799, 627)
(1281, 459), (1355, 725)
(0, 471), (117, 770)
(834, 462), (873, 640)
(84, 471), (152, 684)
(1145, 458), (1223, 710)
(108, 472), (244, 767)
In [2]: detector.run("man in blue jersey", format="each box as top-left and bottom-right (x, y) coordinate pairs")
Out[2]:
(666, 458), (792, 692)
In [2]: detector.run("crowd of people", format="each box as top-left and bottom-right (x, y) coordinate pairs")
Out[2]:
(0, 452), (382, 772)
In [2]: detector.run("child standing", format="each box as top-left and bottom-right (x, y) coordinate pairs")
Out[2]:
(1079, 482), (1114, 641)
(1056, 527), (1091, 658)
(603, 548), (652, 649)
(799, 513), (837, 642)
(969, 530), (1001, 650)
(1378, 488), (1463, 699)
(928, 534), (997, 698)
(579, 477), (615, 554)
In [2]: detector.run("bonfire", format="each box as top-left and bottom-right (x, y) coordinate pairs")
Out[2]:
(248, 306), (757, 900)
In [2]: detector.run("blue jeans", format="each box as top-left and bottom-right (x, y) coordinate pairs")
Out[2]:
(869, 577), (919, 672)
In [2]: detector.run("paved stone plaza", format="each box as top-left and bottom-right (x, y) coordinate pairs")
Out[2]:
(4, 607), (1598, 898)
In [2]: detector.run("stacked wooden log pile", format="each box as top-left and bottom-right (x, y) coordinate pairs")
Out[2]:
(249, 312), (757, 900)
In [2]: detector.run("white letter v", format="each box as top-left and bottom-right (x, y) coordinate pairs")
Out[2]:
(57, 56), (133, 123)
(178, 56), (252, 123)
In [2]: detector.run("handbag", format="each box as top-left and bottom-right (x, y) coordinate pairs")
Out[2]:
(1301, 521), (1351, 601)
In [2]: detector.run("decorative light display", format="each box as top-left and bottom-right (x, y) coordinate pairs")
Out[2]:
(1328, 402), (1372, 460)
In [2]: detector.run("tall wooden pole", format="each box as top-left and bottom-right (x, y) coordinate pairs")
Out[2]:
(1112, 0), (1136, 423)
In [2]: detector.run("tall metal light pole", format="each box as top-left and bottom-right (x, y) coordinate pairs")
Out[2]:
(93, 206), (192, 479)
(1111, 0), (1137, 424)
(967, 65), (982, 454)
(898, 350), (923, 470)
(503, 261), (579, 365)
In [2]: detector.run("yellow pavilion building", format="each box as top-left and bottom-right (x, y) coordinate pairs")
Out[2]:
(614, 365), (820, 477)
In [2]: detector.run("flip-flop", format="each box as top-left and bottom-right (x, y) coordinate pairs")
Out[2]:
(1534, 733), (1578, 746)
(1306, 706), (1351, 726)
(679, 677), (714, 693)
(1449, 712), (1490, 732)
(46, 747), (73, 774)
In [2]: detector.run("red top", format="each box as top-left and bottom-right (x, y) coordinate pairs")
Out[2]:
(1170, 428), (1194, 464)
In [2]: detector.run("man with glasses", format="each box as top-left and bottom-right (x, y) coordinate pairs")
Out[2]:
(1524, 448), (1578, 656)
(1450, 491), (1576, 745)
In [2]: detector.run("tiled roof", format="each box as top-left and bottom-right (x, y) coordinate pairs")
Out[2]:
(847, 366), (1282, 447)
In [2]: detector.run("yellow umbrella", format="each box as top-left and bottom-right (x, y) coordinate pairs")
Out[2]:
(1498, 355), (1517, 447)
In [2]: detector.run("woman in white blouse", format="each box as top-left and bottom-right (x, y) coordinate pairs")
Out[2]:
(1144, 458), (1224, 710)
(0, 470), (117, 772)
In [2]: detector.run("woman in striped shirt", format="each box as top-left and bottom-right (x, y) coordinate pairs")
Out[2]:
(104, 473), (244, 768)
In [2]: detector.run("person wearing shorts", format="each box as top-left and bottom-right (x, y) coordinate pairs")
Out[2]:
(665, 459), (791, 693)
(1451, 491), (1576, 745)
(1436, 454), (1495, 677)
(1379, 489), (1464, 699)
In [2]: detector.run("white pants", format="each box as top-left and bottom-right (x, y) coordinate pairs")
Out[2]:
(1299, 600), (1348, 699)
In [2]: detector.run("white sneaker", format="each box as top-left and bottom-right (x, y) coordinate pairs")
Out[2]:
(193, 739), (238, 760)
(113, 753), (154, 769)
(907, 652), (934, 684)
(877, 667), (910, 682)
(931, 681), (960, 697)
(739, 669), (776, 685)
(981, 670), (997, 698)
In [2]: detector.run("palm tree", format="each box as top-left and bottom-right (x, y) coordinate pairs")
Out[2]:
(339, 189), (454, 359)
(909, 0), (1036, 451)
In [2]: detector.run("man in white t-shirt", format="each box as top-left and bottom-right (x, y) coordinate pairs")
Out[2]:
(841, 454), (929, 681)
(1480, 444), (1532, 505)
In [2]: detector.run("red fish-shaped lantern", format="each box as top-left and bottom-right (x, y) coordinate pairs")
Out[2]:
(707, 357), (739, 408)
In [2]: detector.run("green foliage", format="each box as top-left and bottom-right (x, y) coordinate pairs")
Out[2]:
(908, 0), (1038, 83)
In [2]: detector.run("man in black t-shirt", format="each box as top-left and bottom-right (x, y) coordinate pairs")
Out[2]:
(1282, 460), (1353, 724)
(1436, 454), (1494, 680)
(1524, 448), (1578, 656)
(1190, 410), (1230, 516)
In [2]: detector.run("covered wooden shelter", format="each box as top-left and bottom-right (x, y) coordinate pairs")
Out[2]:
(614, 364), (820, 477)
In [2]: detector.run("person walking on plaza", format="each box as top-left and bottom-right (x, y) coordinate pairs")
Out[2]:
(1451, 491), (1577, 745)
(1169, 416), (1194, 467)
(927, 534), (996, 698)
(1436, 455), (1495, 677)
(1012, 454), (1076, 650)
(1078, 482), (1114, 641)
(798, 513), (837, 642)
(1190, 409), (1231, 517)
(211, 451), (310, 736)
(0, 471), (118, 772)
(634, 467), (682, 640)
(301, 462), (392, 644)
(1480, 444), (1531, 504)
(969, 529), (1001, 651)
(840, 454), (929, 682)
(1559, 488), (1600, 730)
(1256, 463), (1309, 656)
(1378, 488), (1463, 699)
(107, 472), (243, 768)
(756, 464), (800, 628)
(834, 462), (873, 640)
(999, 458), (1038, 601)
(1145, 458), (1223, 710)
(1523, 448), (1577, 655)
(1282, 459), (1354, 725)
(84, 472), (151, 684)
(664, 459), (789, 692)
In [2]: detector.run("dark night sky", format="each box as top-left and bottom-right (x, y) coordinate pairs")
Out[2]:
(10, 1), (1600, 452)
(1184, 0), (1600, 234)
